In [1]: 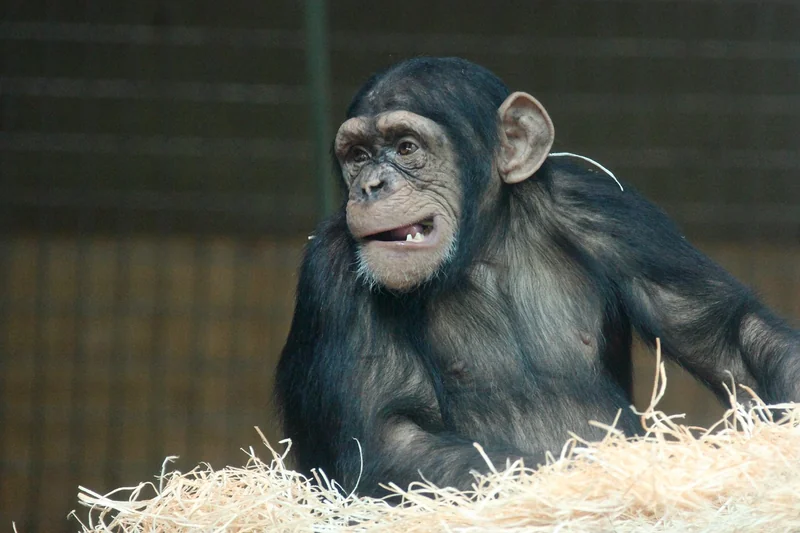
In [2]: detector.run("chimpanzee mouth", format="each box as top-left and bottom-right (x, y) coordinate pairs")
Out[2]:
(365, 218), (436, 244)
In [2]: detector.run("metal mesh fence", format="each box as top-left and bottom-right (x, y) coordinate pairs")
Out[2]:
(1, 1), (798, 530)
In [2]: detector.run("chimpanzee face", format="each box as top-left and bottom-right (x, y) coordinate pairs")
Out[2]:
(336, 110), (462, 292)
(336, 76), (553, 293)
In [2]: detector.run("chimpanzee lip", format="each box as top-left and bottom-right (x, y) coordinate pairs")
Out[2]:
(362, 216), (438, 247)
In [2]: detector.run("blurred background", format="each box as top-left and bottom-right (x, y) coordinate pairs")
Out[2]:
(1, 1), (798, 531)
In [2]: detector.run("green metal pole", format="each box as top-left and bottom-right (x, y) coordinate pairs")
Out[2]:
(305, 0), (336, 219)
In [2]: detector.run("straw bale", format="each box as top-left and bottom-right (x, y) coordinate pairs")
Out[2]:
(72, 356), (800, 532)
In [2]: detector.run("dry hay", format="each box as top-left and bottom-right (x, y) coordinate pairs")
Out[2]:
(72, 351), (800, 532)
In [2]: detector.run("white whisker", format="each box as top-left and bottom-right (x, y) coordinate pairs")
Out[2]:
(549, 152), (624, 191)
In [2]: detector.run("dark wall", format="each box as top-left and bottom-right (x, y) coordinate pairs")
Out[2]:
(4, 1), (799, 237)
(1, 1), (798, 531)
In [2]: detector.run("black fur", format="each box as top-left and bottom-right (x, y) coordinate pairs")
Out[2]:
(276, 57), (800, 496)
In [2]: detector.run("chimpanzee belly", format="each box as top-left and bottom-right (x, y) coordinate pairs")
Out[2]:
(439, 372), (640, 455)
(429, 352), (639, 454)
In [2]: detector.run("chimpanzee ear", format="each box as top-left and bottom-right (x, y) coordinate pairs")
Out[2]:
(496, 92), (555, 184)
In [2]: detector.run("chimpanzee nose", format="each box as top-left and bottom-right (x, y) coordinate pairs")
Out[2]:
(361, 176), (385, 199)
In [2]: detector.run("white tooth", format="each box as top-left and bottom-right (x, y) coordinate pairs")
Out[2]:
(406, 234), (413, 241)
(413, 232), (424, 242)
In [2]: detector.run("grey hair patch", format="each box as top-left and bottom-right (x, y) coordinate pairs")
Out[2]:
(549, 152), (624, 192)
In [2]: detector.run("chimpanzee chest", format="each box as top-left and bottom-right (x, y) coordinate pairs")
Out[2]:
(426, 305), (606, 387)
(420, 279), (634, 439)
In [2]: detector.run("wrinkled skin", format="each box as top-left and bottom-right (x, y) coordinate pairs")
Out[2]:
(336, 111), (461, 291)
(336, 89), (553, 293)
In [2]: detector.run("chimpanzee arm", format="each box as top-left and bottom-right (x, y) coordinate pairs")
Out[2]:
(351, 413), (540, 496)
(561, 169), (800, 403)
(624, 253), (800, 404)
(276, 214), (543, 495)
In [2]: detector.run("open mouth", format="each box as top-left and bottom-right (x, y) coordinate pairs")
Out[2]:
(365, 218), (435, 243)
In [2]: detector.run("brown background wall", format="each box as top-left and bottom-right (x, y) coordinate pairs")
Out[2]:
(1, 1), (798, 531)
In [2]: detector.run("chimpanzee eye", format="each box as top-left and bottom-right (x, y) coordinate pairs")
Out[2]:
(348, 147), (370, 164)
(397, 140), (418, 156)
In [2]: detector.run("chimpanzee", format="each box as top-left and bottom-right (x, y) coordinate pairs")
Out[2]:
(275, 57), (800, 497)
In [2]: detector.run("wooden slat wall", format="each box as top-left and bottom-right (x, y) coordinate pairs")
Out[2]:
(0, 236), (303, 531)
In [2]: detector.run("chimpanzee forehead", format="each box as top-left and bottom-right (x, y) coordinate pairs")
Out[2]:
(334, 111), (446, 152)
(346, 58), (512, 153)
(374, 111), (443, 136)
